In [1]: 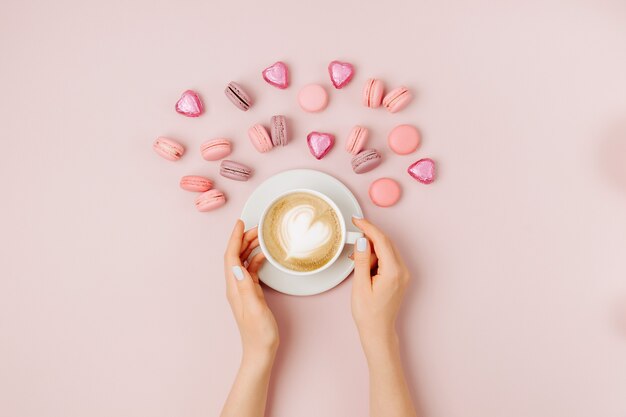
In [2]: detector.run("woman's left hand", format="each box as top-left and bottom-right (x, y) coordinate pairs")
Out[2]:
(224, 220), (279, 361)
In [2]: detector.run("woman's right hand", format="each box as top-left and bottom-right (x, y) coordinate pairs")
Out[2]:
(351, 217), (410, 352)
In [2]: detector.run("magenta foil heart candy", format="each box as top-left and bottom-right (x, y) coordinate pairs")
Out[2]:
(307, 132), (335, 160)
(328, 60), (355, 89)
(408, 158), (436, 184)
(175, 90), (203, 117)
(262, 61), (289, 89)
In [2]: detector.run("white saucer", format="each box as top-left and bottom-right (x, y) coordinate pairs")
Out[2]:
(241, 169), (363, 296)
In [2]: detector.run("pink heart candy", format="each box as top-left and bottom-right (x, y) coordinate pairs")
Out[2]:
(408, 158), (436, 184)
(175, 90), (203, 117)
(307, 132), (335, 160)
(262, 61), (289, 89)
(328, 60), (355, 89)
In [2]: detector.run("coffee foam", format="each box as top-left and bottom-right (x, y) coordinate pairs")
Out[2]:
(262, 192), (342, 272)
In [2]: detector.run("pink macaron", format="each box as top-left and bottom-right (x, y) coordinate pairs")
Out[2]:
(382, 87), (412, 113)
(224, 82), (253, 111)
(351, 149), (382, 174)
(387, 125), (421, 155)
(220, 160), (253, 181)
(298, 84), (329, 112)
(153, 137), (184, 161)
(345, 125), (369, 155)
(369, 178), (402, 207)
(248, 124), (273, 153)
(362, 78), (385, 108)
(270, 115), (288, 147)
(180, 175), (213, 192)
(200, 138), (232, 161)
(195, 189), (226, 212)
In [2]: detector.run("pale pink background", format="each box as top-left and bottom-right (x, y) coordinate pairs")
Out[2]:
(1, 0), (626, 416)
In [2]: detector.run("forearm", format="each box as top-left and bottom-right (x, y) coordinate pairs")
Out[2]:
(362, 331), (417, 417)
(220, 351), (276, 417)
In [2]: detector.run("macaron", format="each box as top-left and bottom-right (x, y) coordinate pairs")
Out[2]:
(224, 82), (253, 111)
(345, 125), (369, 155)
(200, 138), (232, 161)
(220, 160), (253, 181)
(387, 124), (421, 155)
(195, 189), (226, 212)
(298, 84), (328, 112)
(351, 149), (382, 174)
(382, 87), (412, 113)
(362, 78), (384, 108)
(248, 124), (273, 153)
(180, 175), (213, 192)
(153, 137), (184, 161)
(270, 115), (288, 147)
(369, 178), (402, 207)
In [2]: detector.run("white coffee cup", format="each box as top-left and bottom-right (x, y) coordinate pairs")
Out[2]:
(258, 189), (363, 276)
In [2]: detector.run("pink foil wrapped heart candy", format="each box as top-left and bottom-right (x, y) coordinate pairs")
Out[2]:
(328, 60), (355, 89)
(262, 61), (289, 89)
(175, 90), (203, 117)
(408, 158), (436, 184)
(307, 132), (335, 160)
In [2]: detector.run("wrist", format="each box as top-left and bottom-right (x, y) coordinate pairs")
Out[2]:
(241, 345), (277, 371)
(358, 328), (400, 361)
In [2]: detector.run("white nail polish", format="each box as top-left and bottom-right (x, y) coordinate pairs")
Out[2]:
(352, 214), (363, 220)
(232, 266), (244, 281)
(357, 237), (367, 252)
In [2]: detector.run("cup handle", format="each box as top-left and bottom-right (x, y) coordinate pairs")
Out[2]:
(346, 231), (364, 245)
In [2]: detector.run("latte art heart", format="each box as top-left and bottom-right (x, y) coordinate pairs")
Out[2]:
(279, 205), (332, 259)
(262, 192), (342, 273)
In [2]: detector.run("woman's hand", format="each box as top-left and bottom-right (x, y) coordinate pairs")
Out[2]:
(220, 220), (278, 417)
(351, 217), (418, 417)
(224, 220), (279, 362)
(351, 217), (410, 351)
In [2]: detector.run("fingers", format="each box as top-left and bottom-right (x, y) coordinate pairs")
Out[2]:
(239, 227), (259, 256)
(349, 250), (378, 269)
(230, 265), (262, 306)
(240, 237), (259, 262)
(225, 220), (245, 267)
(352, 237), (372, 293)
(247, 252), (266, 277)
(352, 217), (396, 266)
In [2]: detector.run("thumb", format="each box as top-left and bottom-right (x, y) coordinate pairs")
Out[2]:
(352, 237), (372, 293)
(231, 265), (262, 304)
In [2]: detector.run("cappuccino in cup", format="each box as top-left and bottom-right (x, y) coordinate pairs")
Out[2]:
(258, 189), (363, 276)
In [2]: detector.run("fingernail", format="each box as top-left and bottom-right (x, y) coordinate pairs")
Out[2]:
(232, 266), (244, 281)
(348, 251), (354, 260)
(357, 237), (367, 252)
(352, 214), (363, 220)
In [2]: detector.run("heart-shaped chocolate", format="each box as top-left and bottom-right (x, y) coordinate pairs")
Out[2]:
(307, 132), (335, 160)
(408, 158), (436, 184)
(262, 61), (289, 89)
(328, 60), (355, 89)
(175, 90), (203, 117)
